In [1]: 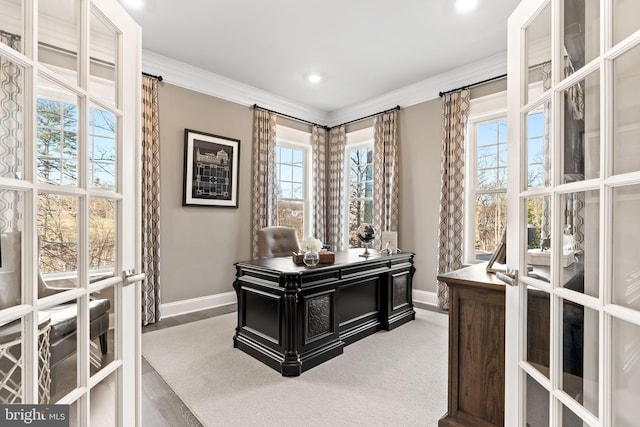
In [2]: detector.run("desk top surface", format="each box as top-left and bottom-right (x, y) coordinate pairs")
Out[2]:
(437, 262), (506, 289)
(236, 249), (414, 274)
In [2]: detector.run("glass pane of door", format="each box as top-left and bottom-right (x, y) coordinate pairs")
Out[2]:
(0, 0), (23, 53)
(90, 8), (117, 107)
(0, 190), (23, 309)
(612, 44), (640, 176)
(43, 300), (80, 402)
(612, 184), (640, 311)
(613, 0), (640, 46)
(37, 194), (79, 289)
(525, 3), (552, 103)
(561, 71), (600, 183)
(612, 318), (640, 426)
(89, 288), (114, 378)
(525, 373), (549, 427)
(560, 190), (599, 297)
(36, 77), (80, 187)
(38, 0), (79, 86)
(562, 301), (598, 415)
(0, 317), (23, 404)
(88, 108), (117, 190)
(0, 54), (24, 181)
(527, 106), (551, 189)
(562, 0), (599, 77)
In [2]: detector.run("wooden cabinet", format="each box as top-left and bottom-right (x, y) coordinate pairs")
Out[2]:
(438, 264), (506, 427)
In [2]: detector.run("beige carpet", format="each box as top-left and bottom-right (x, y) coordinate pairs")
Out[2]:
(142, 308), (448, 427)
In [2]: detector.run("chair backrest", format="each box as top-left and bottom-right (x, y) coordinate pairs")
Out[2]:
(257, 227), (301, 259)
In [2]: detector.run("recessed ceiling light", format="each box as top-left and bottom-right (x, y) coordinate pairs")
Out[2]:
(307, 73), (322, 84)
(123, 0), (144, 9)
(455, 0), (478, 13)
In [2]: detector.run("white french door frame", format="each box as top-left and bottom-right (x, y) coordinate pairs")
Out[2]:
(506, 0), (640, 426)
(0, 0), (141, 425)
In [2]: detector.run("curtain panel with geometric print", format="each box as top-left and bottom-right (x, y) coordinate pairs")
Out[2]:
(437, 89), (470, 310)
(251, 109), (277, 259)
(141, 75), (161, 325)
(311, 125), (328, 244)
(373, 110), (399, 248)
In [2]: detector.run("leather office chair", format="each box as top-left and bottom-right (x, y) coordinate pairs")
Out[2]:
(257, 226), (301, 258)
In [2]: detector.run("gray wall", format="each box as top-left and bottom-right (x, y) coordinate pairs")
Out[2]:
(157, 79), (505, 304)
(158, 84), (252, 303)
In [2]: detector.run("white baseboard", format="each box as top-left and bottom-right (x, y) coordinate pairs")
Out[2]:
(161, 290), (435, 319)
(412, 289), (438, 308)
(161, 291), (237, 318)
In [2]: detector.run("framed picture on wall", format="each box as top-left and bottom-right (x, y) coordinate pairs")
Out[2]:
(183, 129), (240, 207)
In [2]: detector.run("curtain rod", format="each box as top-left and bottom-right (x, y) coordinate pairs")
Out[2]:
(143, 72), (163, 82)
(439, 74), (507, 97)
(252, 104), (328, 129)
(336, 105), (401, 128)
(253, 104), (401, 130)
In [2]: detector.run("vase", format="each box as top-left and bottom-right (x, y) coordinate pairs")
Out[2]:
(303, 250), (319, 267)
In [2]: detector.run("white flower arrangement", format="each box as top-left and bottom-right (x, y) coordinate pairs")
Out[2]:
(301, 236), (323, 252)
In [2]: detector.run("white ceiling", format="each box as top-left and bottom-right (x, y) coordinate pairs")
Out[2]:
(120, 0), (521, 122)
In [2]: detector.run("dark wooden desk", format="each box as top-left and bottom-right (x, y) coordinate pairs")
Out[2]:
(233, 250), (415, 376)
(437, 263), (506, 427)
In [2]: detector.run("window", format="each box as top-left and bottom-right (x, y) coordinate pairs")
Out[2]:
(345, 128), (374, 248)
(275, 126), (311, 242)
(465, 115), (508, 263)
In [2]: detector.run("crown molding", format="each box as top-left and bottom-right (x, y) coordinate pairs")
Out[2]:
(326, 51), (508, 127)
(143, 49), (507, 128)
(142, 50), (331, 125)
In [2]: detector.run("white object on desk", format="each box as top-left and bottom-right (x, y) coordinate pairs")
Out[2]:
(381, 231), (398, 254)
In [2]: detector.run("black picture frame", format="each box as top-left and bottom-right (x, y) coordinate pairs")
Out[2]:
(183, 129), (240, 208)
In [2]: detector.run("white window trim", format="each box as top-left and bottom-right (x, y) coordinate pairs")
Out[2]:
(464, 90), (507, 264)
(275, 125), (313, 239)
(344, 127), (374, 248)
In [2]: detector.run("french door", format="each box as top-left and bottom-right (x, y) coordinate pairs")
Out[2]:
(506, 0), (640, 425)
(0, 0), (141, 425)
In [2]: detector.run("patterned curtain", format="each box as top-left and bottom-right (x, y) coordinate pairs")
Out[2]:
(251, 109), (277, 259)
(326, 126), (346, 252)
(141, 75), (161, 325)
(373, 110), (399, 248)
(0, 32), (22, 232)
(437, 89), (470, 309)
(311, 126), (327, 243)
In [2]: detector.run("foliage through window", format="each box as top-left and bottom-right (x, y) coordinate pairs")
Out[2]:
(275, 144), (306, 242)
(347, 144), (374, 248)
